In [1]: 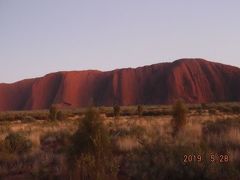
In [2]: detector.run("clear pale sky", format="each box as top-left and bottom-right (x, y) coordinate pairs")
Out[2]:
(0, 0), (240, 83)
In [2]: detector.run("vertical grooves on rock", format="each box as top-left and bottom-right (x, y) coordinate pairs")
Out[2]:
(0, 59), (240, 111)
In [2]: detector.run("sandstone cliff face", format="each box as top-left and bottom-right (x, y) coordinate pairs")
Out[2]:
(0, 59), (240, 111)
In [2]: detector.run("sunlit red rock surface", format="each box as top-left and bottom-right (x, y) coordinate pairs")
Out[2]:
(0, 59), (240, 111)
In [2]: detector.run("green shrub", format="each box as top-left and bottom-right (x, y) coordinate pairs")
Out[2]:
(3, 132), (32, 154)
(68, 107), (118, 179)
(171, 100), (188, 136)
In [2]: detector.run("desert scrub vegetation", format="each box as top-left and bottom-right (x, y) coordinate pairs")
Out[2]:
(0, 103), (240, 179)
(113, 104), (120, 117)
(202, 119), (240, 151)
(171, 99), (188, 136)
(49, 105), (58, 121)
(67, 107), (118, 180)
(40, 130), (71, 153)
(56, 110), (66, 120)
(116, 116), (240, 179)
(0, 132), (33, 178)
(1, 132), (32, 154)
(0, 120), (77, 179)
(137, 105), (143, 117)
(0, 111), (49, 122)
(121, 136), (240, 180)
(49, 105), (67, 121)
(232, 105), (240, 114)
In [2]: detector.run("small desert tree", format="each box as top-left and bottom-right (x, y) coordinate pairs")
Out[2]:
(171, 99), (188, 136)
(68, 107), (118, 179)
(49, 105), (57, 121)
(113, 104), (120, 117)
(137, 105), (143, 117)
